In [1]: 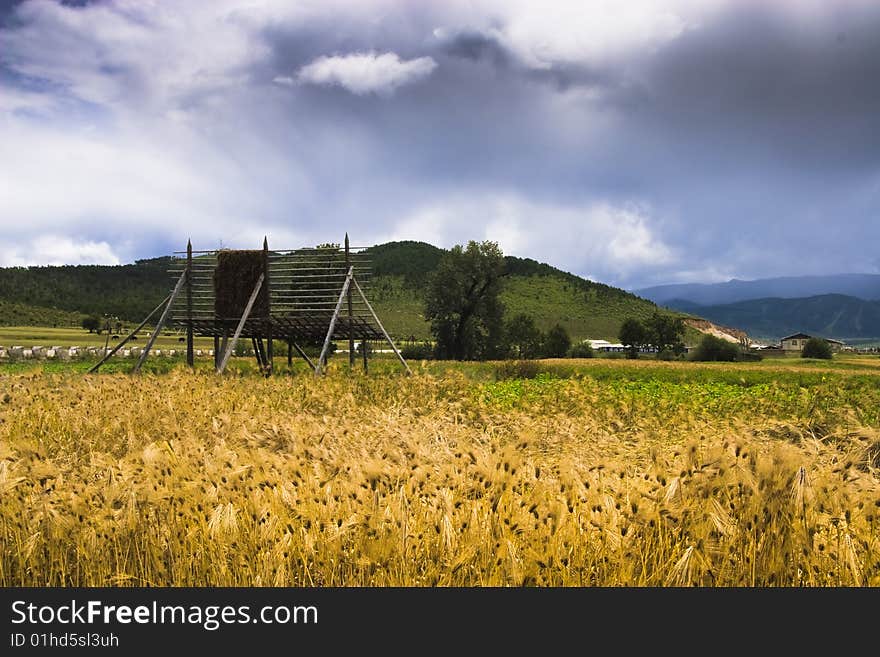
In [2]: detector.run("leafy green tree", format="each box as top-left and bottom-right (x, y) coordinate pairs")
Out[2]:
(543, 323), (571, 358)
(801, 337), (832, 359)
(506, 313), (544, 359)
(425, 241), (506, 360)
(619, 317), (647, 358)
(644, 312), (686, 355)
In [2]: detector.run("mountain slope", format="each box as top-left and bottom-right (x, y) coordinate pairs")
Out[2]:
(366, 242), (684, 341)
(0, 241), (691, 342)
(662, 294), (880, 341)
(636, 273), (880, 306)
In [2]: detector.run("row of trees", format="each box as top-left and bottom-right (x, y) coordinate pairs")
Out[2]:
(422, 240), (690, 361)
(618, 314), (686, 358)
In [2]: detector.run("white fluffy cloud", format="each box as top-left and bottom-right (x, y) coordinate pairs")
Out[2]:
(435, 0), (726, 69)
(296, 51), (437, 95)
(379, 194), (675, 285)
(0, 236), (119, 266)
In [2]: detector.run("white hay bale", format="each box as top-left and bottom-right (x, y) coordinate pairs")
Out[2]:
(46, 349), (56, 359)
(123, 349), (131, 357)
(168, 349), (176, 357)
(10, 346), (24, 357)
(22, 349), (33, 358)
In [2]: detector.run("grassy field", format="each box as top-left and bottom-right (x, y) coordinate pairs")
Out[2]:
(1, 355), (879, 586)
(0, 325), (217, 351)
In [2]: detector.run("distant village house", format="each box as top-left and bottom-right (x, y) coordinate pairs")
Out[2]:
(780, 333), (846, 352)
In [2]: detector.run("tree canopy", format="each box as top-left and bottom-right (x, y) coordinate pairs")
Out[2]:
(619, 318), (647, 358)
(505, 313), (543, 359)
(424, 241), (506, 360)
(543, 323), (571, 358)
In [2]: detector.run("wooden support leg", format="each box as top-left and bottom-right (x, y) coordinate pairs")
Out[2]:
(88, 293), (171, 373)
(252, 337), (265, 371)
(315, 267), (354, 377)
(133, 271), (187, 374)
(352, 277), (411, 375)
(217, 273), (264, 374)
(292, 342), (317, 372)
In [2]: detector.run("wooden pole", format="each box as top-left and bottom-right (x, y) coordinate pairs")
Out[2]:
(315, 266), (354, 377)
(133, 270), (187, 373)
(252, 337), (265, 371)
(292, 342), (317, 372)
(362, 337), (368, 373)
(213, 335), (220, 369)
(186, 239), (194, 368)
(217, 273), (264, 374)
(88, 293), (171, 373)
(352, 276), (411, 375)
(263, 236), (273, 376)
(346, 233), (354, 370)
(219, 331), (228, 366)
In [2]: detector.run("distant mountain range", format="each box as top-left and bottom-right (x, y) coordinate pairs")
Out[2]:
(635, 273), (880, 307)
(666, 294), (880, 342)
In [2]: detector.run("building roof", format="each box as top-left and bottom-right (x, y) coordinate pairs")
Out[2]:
(780, 333), (846, 345)
(780, 333), (812, 341)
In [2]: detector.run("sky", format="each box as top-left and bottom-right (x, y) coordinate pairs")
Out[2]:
(0, 0), (878, 290)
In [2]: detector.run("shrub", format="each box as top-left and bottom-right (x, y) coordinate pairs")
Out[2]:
(400, 342), (434, 360)
(656, 348), (681, 361)
(690, 335), (740, 362)
(494, 360), (544, 380)
(801, 337), (832, 359)
(568, 342), (594, 358)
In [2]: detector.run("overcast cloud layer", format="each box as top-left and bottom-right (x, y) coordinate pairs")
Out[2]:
(1, 0), (878, 289)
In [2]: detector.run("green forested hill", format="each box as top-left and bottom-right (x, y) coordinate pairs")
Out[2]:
(365, 242), (675, 341)
(0, 241), (678, 342)
(0, 258), (173, 323)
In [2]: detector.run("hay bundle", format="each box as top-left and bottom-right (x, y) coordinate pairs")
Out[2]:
(214, 250), (268, 319)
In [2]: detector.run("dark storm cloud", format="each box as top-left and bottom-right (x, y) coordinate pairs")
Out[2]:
(0, 1), (878, 284)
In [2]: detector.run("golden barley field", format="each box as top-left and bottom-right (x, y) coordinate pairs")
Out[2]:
(2, 358), (880, 586)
